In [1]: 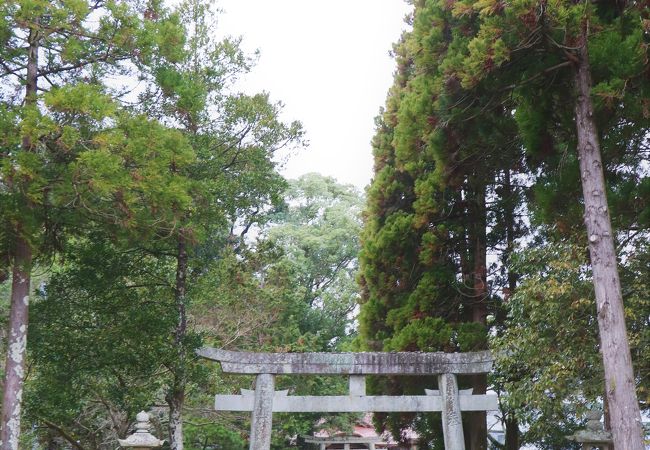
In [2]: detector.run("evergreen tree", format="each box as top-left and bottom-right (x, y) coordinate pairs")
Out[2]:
(359, 1), (650, 448)
(133, 1), (303, 447)
(452, 2), (649, 447)
(0, 2), (200, 447)
(358, 3), (525, 448)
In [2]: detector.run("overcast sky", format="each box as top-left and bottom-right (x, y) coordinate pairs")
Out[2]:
(215, 0), (411, 189)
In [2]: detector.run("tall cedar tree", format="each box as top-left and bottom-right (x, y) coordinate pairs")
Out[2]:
(451, 1), (649, 448)
(359, 0), (650, 448)
(0, 2), (194, 449)
(358, 2), (524, 448)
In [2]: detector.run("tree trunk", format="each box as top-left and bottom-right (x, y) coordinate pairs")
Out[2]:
(502, 170), (520, 450)
(168, 385), (184, 450)
(0, 238), (32, 450)
(469, 179), (487, 450)
(573, 29), (644, 450)
(0, 25), (38, 450)
(604, 390), (614, 450)
(168, 235), (188, 450)
(503, 414), (519, 450)
(503, 169), (518, 298)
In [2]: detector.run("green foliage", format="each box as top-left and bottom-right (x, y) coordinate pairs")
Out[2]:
(492, 242), (602, 445)
(0, 1), (307, 449)
(359, 0), (650, 447)
(0, 0), (195, 261)
(265, 173), (364, 350)
(184, 420), (246, 450)
(24, 236), (178, 445)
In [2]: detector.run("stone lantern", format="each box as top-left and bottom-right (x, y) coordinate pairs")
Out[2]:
(566, 409), (613, 450)
(119, 411), (165, 450)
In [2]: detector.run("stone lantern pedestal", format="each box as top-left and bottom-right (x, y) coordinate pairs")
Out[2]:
(566, 410), (612, 450)
(119, 411), (165, 450)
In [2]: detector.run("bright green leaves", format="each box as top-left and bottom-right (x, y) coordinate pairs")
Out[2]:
(137, 11), (187, 66)
(14, 0), (49, 24)
(461, 27), (509, 88)
(72, 114), (195, 231)
(47, 0), (91, 29)
(156, 12), (186, 64)
(4, 80), (197, 235)
(45, 84), (117, 120)
(385, 317), (453, 352)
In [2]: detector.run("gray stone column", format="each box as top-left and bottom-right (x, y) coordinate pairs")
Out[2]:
(349, 375), (366, 395)
(368, 443), (375, 450)
(250, 373), (275, 450)
(438, 373), (465, 450)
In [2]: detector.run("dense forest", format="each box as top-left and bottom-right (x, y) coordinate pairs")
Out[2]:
(0, 1), (649, 450)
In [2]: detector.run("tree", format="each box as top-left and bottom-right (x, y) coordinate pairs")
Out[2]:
(187, 174), (365, 449)
(26, 237), (178, 450)
(491, 236), (650, 448)
(0, 2), (192, 448)
(360, 1), (650, 449)
(265, 173), (364, 350)
(454, 2), (649, 447)
(133, 1), (304, 448)
(357, 3), (525, 448)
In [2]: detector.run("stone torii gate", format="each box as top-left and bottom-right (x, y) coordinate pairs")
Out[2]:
(197, 348), (498, 450)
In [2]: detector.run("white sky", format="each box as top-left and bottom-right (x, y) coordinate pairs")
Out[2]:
(215, 0), (411, 189)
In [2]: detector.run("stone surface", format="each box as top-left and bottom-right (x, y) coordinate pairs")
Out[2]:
(249, 374), (274, 450)
(566, 409), (613, 446)
(197, 348), (493, 374)
(118, 411), (164, 449)
(214, 392), (498, 412)
(200, 350), (497, 450)
(425, 388), (474, 396)
(349, 375), (366, 395)
(439, 373), (465, 450)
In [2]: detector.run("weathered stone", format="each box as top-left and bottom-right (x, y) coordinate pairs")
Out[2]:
(241, 389), (288, 397)
(118, 411), (164, 450)
(249, 374), (274, 450)
(566, 409), (613, 448)
(439, 373), (465, 450)
(199, 350), (497, 450)
(425, 388), (474, 396)
(197, 348), (493, 375)
(214, 392), (497, 412)
(349, 375), (366, 395)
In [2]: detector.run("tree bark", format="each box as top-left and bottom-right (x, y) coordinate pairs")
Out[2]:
(0, 238), (32, 450)
(503, 414), (519, 450)
(469, 179), (487, 450)
(168, 235), (188, 450)
(502, 170), (520, 450)
(573, 29), (644, 450)
(0, 25), (38, 450)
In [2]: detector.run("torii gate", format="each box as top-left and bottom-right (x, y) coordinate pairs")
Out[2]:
(197, 348), (498, 450)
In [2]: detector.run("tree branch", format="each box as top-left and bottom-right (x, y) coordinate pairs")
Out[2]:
(38, 417), (86, 450)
